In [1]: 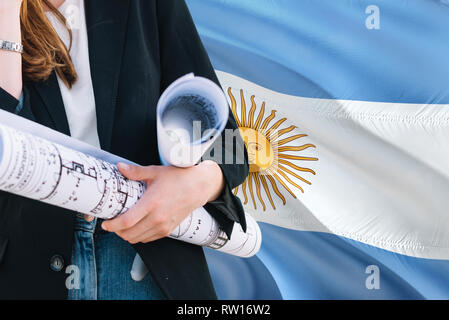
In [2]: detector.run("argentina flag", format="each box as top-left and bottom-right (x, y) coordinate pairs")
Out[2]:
(185, 0), (449, 299)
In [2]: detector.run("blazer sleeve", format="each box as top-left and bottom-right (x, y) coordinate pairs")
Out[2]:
(0, 86), (34, 120)
(156, 0), (249, 237)
(0, 87), (21, 114)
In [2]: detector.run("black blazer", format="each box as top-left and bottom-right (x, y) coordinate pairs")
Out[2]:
(0, 0), (248, 300)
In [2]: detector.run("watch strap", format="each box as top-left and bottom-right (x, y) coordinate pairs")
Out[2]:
(0, 39), (23, 54)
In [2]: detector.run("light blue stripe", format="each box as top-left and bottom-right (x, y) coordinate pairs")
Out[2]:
(204, 248), (283, 300)
(187, 0), (449, 103)
(261, 223), (449, 299)
(208, 223), (449, 300)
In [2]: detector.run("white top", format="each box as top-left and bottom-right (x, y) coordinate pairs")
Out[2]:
(45, 0), (148, 280)
(46, 0), (101, 149)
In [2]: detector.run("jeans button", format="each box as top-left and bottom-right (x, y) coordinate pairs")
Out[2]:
(50, 255), (65, 272)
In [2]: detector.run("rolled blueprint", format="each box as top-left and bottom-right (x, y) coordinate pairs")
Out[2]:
(0, 122), (260, 257)
(0, 123), (144, 220)
(157, 73), (229, 167)
(156, 74), (261, 257)
(0, 74), (262, 258)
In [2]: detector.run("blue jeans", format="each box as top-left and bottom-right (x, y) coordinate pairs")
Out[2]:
(67, 215), (166, 300)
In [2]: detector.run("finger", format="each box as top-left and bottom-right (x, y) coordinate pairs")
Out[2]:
(117, 163), (158, 182)
(129, 228), (167, 244)
(102, 191), (155, 232)
(139, 219), (175, 243)
(83, 214), (95, 222)
(117, 214), (159, 244)
(120, 208), (174, 244)
(140, 232), (167, 244)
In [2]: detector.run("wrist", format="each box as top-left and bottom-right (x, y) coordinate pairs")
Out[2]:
(195, 160), (225, 203)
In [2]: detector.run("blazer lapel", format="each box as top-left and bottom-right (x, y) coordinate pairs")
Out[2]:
(31, 72), (71, 136)
(84, 0), (130, 151)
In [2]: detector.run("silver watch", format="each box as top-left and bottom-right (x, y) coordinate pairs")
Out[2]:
(0, 39), (23, 54)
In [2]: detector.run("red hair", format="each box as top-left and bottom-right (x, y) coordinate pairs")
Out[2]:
(21, 0), (77, 88)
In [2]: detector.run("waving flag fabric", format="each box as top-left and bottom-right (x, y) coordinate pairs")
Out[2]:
(186, 0), (449, 299)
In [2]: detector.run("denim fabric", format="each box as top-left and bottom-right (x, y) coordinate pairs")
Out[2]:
(15, 92), (24, 114)
(68, 215), (166, 300)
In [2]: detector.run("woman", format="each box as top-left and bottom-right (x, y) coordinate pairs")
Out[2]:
(0, 0), (248, 299)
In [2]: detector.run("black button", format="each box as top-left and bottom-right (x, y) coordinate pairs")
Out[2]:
(50, 255), (65, 272)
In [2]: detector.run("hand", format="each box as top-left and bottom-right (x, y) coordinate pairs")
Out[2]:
(101, 161), (225, 244)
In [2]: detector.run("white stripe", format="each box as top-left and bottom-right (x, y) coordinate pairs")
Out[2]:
(217, 70), (449, 260)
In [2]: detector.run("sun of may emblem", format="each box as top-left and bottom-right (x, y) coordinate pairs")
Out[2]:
(228, 87), (318, 211)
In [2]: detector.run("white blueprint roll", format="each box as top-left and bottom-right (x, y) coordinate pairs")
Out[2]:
(0, 122), (260, 257)
(156, 73), (262, 257)
(0, 124), (145, 220)
(0, 71), (262, 258)
(172, 207), (261, 258)
(156, 73), (229, 167)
